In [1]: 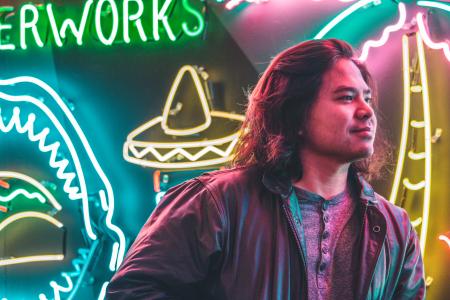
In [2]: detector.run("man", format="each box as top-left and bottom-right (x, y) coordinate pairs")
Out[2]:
(107, 39), (425, 299)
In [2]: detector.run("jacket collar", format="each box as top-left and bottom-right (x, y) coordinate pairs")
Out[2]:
(262, 168), (378, 205)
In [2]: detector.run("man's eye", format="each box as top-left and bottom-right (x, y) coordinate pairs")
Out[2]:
(339, 95), (354, 101)
(365, 97), (373, 104)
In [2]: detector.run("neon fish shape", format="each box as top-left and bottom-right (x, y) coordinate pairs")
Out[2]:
(0, 76), (126, 299)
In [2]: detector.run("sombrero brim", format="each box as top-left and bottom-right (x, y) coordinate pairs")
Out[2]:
(124, 111), (244, 169)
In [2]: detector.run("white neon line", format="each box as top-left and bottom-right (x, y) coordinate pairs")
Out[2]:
(109, 242), (119, 271)
(129, 138), (238, 161)
(0, 171), (62, 210)
(0, 211), (63, 231)
(124, 154), (234, 169)
(407, 151), (426, 160)
(0, 97), (95, 240)
(128, 131), (240, 148)
(1, 76), (127, 267)
(411, 217), (422, 228)
(161, 65), (212, 136)
(417, 12), (450, 61)
(0, 108), (81, 200)
(416, 33), (433, 257)
(129, 132), (240, 148)
(0, 254), (64, 267)
(439, 235), (450, 248)
(225, 0), (268, 10)
(126, 116), (162, 141)
(0, 188), (46, 203)
(314, 0), (378, 39)
(417, 0), (450, 12)
(411, 120), (425, 128)
(99, 189), (109, 211)
(99, 188), (125, 269)
(155, 191), (166, 204)
(359, 3), (406, 61)
(98, 282), (109, 300)
(389, 35), (411, 204)
(403, 178), (426, 191)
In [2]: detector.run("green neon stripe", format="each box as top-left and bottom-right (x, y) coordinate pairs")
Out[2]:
(417, 0), (450, 12)
(314, 0), (380, 39)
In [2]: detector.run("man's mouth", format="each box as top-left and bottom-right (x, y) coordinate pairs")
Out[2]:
(350, 126), (372, 133)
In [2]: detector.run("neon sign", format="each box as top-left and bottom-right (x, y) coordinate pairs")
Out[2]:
(0, 76), (126, 299)
(0, 173), (65, 267)
(312, 1), (450, 273)
(391, 33), (433, 257)
(438, 233), (450, 248)
(124, 65), (245, 169)
(222, 0), (270, 11)
(0, 0), (204, 50)
(358, 3), (406, 61)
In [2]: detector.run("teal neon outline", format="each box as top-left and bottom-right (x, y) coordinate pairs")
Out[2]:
(0, 76), (126, 298)
(417, 0), (450, 12)
(314, 0), (380, 39)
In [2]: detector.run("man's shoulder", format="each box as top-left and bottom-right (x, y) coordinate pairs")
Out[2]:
(373, 192), (412, 230)
(197, 166), (262, 192)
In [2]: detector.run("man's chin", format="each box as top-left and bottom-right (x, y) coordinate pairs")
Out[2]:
(344, 146), (374, 163)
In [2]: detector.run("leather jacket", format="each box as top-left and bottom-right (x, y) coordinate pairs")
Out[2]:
(107, 166), (425, 299)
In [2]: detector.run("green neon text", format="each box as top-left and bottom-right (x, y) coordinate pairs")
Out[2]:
(0, 0), (204, 50)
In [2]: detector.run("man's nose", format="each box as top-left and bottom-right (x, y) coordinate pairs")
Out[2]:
(355, 99), (374, 120)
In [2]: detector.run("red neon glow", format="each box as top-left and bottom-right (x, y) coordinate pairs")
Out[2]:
(358, 3), (406, 61)
(438, 234), (450, 248)
(417, 12), (450, 62)
(153, 170), (161, 193)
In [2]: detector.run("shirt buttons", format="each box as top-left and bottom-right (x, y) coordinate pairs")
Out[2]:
(322, 231), (330, 239)
(373, 225), (381, 233)
(319, 262), (327, 272)
(322, 203), (328, 211)
(322, 247), (328, 254)
(323, 214), (329, 223)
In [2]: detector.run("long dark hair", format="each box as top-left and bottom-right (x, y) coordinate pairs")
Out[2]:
(233, 39), (391, 181)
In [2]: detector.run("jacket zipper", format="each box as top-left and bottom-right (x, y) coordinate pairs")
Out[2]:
(281, 202), (308, 298)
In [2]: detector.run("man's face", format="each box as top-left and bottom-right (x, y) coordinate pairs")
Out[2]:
(302, 59), (377, 163)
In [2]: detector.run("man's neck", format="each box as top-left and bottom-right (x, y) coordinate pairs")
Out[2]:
(292, 149), (350, 200)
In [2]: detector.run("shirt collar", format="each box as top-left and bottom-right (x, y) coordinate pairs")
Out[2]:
(262, 168), (378, 205)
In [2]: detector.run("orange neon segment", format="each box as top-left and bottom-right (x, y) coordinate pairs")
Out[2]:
(153, 170), (161, 193)
(0, 179), (10, 189)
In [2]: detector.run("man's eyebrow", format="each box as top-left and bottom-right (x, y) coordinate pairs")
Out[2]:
(333, 86), (372, 95)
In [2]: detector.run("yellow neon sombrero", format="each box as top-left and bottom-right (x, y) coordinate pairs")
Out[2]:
(123, 65), (245, 170)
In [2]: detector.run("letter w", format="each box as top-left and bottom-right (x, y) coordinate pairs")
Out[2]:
(46, 0), (93, 46)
